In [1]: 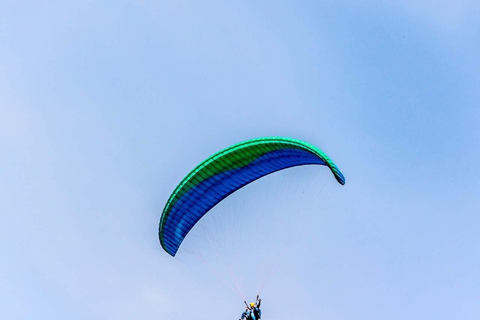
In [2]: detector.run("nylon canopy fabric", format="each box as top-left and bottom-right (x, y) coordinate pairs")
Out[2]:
(159, 137), (345, 256)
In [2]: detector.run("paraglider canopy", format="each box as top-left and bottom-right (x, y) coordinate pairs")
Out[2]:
(159, 137), (345, 256)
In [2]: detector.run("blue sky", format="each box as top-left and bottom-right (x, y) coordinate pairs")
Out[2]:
(1, 1), (479, 319)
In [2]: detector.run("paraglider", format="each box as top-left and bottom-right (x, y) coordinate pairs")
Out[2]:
(159, 137), (345, 318)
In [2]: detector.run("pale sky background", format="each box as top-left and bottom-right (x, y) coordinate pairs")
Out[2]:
(1, 1), (479, 320)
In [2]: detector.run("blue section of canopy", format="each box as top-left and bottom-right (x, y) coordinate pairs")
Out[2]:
(162, 148), (326, 256)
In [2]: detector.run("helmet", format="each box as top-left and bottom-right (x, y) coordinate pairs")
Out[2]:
(250, 302), (255, 307)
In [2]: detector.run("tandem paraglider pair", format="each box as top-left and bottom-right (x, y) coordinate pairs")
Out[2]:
(240, 295), (262, 320)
